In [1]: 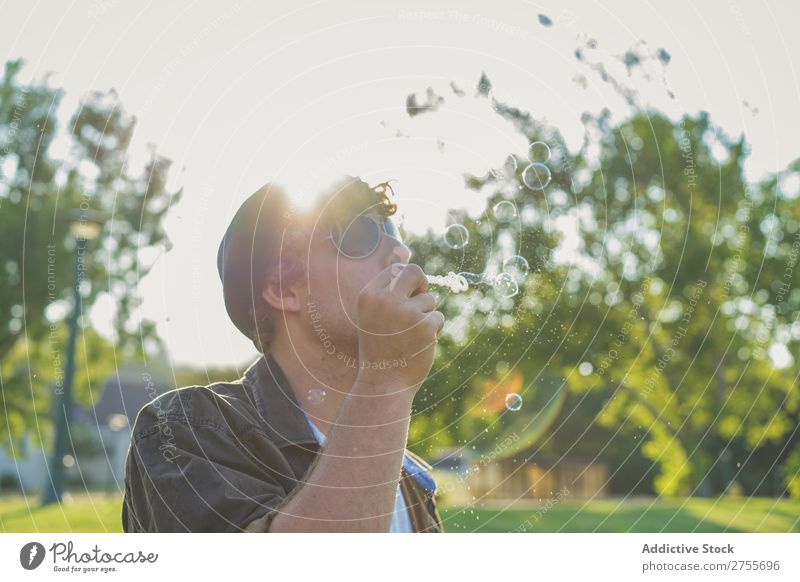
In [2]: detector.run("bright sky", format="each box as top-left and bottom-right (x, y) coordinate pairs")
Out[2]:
(2, 0), (798, 367)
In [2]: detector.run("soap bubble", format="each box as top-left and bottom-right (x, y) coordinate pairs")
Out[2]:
(505, 393), (523, 411)
(528, 141), (551, 163)
(308, 387), (326, 404)
(457, 272), (484, 286)
(493, 272), (520, 298)
(493, 200), (518, 223)
(426, 271), (469, 292)
(444, 224), (469, 249)
(490, 155), (517, 180)
(523, 163), (552, 190)
(502, 255), (530, 283)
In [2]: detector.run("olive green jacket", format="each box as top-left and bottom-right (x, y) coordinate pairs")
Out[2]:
(122, 353), (443, 533)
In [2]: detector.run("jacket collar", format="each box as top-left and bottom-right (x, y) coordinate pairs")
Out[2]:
(242, 352), (319, 447)
(242, 352), (436, 495)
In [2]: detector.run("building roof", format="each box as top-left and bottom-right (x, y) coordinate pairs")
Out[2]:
(73, 369), (171, 430)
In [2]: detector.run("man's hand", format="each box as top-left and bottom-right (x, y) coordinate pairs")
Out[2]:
(355, 263), (444, 390)
(268, 264), (442, 532)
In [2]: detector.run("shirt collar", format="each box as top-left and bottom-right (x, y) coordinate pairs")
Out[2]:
(244, 352), (436, 495)
(300, 409), (436, 495)
(242, 353), (319, 447)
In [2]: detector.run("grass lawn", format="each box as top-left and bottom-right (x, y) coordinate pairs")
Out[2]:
(0, 492), (123, 533)
(440, 496), (800, 532)
(1, 493), (798, 533)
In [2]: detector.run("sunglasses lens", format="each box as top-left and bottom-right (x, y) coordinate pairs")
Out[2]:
(332, 215), (380, 258)
(383, 218), (401, 241)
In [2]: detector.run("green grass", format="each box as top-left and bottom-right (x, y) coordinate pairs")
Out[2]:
(1, 493), (798, 532)
(0, 492), (123, 533)
(440, 496), (800, 532)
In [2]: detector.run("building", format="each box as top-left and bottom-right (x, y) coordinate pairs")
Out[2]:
(0, 367), (169, 494)
(431, 449), (608, 505)
(469, 454), (609, 501)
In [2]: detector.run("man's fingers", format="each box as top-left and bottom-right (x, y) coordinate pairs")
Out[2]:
(389, 264), (428, 297)
(425, 310), (445, 338)
(369, 263), (401, 291)
(408, 292), (437, 313)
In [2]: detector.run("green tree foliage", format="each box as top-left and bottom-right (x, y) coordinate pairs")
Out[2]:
(0, 59), (180, 445)
(567, 111), (800, 496)
(407, 72), (800, 498)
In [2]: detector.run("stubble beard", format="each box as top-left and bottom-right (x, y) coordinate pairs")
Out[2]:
(307, 291), (359, 363)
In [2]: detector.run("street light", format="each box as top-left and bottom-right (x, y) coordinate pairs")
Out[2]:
(42, 207), (107, 505)
(105, 413), (129, 494)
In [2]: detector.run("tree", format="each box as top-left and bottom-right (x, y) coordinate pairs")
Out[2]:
(0, 59), (181, 446)
(567, 111), (799, 496)
(406, 68), (800, 499)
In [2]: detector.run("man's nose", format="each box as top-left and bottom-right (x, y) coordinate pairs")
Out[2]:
(386, 241), (411, 267)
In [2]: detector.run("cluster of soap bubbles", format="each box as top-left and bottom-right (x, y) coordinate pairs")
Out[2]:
(438, 226), (531, 299)
(502, 255), (530, 283)
(438, 215), (531, 297)
(427, 142), (554, 421)
(489, 141), (552, 191)
(435, 142), (552, 301)
(426, 263), (528, 299)
(443, 202), (529, 250)
(492, 272), (519, 298)
(426, 272), (470, 293)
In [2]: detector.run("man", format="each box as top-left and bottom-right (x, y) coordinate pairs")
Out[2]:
(122, 176), (445, 532)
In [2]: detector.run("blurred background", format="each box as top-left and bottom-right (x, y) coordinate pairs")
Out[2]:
(1, 0), (799, 532)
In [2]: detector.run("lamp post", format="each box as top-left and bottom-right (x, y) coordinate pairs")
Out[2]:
(105, 413), (129, 494)
(42, 208), (106, 505)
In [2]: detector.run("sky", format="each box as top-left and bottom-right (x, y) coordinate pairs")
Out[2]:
(2, 0), (799, 367)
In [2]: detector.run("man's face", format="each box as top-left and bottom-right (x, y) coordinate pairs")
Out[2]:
(302, 210), (410, 358)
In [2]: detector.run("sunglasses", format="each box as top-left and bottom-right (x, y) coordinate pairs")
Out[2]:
(326, 214), (402, 259)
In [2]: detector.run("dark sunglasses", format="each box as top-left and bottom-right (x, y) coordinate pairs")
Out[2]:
(327, 214), (402, 259)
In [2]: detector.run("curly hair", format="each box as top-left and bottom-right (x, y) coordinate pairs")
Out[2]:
(250, 176), (398, 354)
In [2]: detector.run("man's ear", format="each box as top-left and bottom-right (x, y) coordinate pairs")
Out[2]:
(260, 260), (305, 313)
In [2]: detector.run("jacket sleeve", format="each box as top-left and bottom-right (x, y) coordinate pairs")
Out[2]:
(122, 391), (296, 533)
